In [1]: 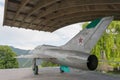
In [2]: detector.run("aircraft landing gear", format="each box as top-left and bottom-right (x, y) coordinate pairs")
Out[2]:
(32, 58), (38, 75)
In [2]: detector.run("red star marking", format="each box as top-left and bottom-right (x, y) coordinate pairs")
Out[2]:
(79, 37), (83, 44)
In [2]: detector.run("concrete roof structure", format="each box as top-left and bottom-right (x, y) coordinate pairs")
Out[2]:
(3, 0), (120, 32)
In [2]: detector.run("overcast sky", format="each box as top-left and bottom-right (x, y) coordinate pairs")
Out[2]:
(0, 0), (83, 50)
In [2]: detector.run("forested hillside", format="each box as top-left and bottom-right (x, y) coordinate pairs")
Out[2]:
(10, 46), (32, 68)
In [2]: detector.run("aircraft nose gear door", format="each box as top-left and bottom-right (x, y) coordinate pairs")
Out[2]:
(32, 58), (38, 75)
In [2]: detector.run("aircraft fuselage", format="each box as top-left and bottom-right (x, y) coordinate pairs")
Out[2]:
(32, 45), (98, 70)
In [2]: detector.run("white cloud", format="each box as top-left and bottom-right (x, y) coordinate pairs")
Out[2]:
(54, 23), (82, 43)
(0, 26), (61, 49)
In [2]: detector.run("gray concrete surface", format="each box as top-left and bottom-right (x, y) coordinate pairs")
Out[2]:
(0, 67), (119, 80)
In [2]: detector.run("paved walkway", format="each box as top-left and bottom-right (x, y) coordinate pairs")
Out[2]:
(0, 67), (119, 80)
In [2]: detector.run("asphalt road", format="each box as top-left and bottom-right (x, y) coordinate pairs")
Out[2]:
(0, 67), (119, 80)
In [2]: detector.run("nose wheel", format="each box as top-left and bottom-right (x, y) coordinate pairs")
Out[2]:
(32, 58), (38, 75)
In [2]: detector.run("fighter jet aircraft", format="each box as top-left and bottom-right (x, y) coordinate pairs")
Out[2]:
(17, 16), (113, 75)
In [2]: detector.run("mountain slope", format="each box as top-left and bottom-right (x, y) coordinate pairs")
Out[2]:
(10, 46), (32, 68)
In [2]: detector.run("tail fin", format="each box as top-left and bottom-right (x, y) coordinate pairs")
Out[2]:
(62, 16), (113, 53)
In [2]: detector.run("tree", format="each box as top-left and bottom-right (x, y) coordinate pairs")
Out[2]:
(41, 61), (59, 67)
(0, 45), (18, 69)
